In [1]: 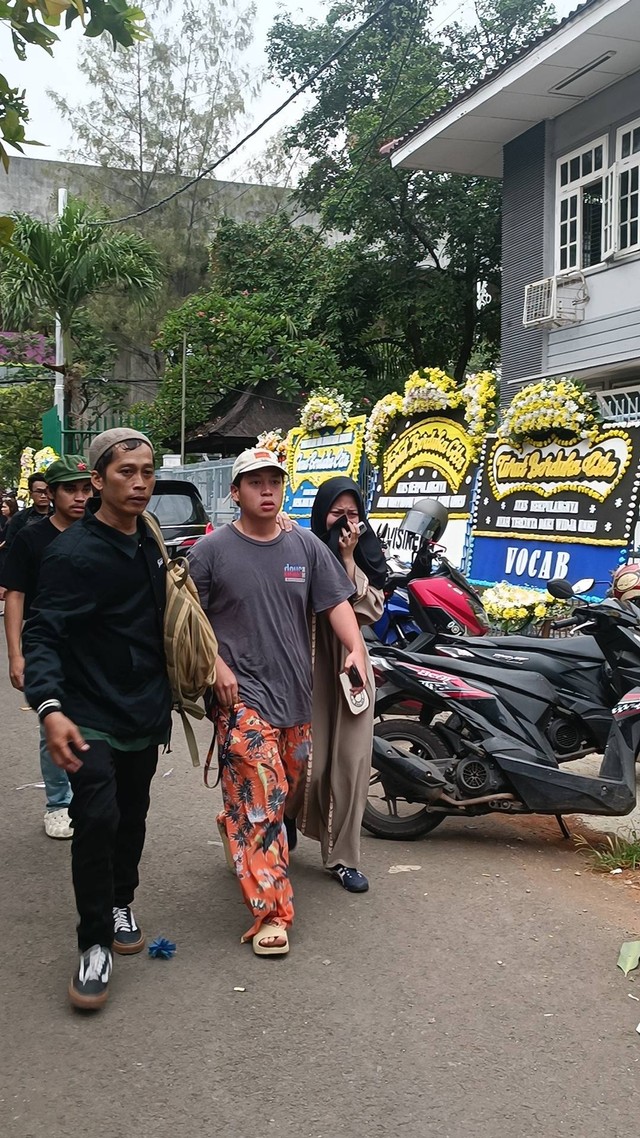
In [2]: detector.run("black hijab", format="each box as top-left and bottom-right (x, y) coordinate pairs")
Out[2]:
(310, 476), (387, 590)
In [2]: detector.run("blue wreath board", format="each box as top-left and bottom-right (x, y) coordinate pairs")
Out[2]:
(468, 426), (640, 597)
(282, 417), (367, 526)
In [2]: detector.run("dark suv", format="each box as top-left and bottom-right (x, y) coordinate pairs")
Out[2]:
(147, 479), (210, 558)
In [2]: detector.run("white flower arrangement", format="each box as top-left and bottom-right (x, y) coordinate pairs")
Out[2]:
(481, 581), (572, 633)
(364, 391), (405, 465)
(462, 370), (498, 442)
(403, 367), (462, 417)
(299, 388), (353, 433)
(256, 428), (288, 465)
(498, 377), (600, 446)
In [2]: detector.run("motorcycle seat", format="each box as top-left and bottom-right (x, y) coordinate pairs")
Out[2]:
(441, 633), (604, 662)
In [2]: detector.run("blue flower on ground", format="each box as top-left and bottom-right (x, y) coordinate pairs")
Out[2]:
(148, 937), (176, 959)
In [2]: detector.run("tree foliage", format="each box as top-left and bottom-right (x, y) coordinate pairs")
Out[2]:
(145, 283), (364, 445)
(266, 0), (557, 379)
(51, 0), (256, 304)
(0, 380), (53, 485)
(0, 196), (163, 415)
(1, 0), (148, 173)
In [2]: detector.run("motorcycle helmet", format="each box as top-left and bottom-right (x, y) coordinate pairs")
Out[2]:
(398, 497), (449, 543)
(611, 563), (640, 602)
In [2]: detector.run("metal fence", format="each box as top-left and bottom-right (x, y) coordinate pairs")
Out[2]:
(155, 459), (236, 526)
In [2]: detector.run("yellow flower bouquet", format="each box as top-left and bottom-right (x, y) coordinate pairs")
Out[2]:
(499, 377), (601, 446)
(463, 370), (499, 443)
(364, 391), (405, 465)
(481, 581), (572, 633)
(299, 389), (353, 433)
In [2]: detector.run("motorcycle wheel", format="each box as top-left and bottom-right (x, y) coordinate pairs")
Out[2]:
(363, 719), (449, 840)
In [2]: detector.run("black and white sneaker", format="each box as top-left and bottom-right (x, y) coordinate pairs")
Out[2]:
(329, 865), (370, 893)
(69, 945), (113, 1010)
(112, 905), (145, 955)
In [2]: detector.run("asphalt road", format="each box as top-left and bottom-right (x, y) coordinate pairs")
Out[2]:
(2, 650), (640, 1138)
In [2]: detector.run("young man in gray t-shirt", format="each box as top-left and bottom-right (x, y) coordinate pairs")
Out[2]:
(189, 447), (367, 957)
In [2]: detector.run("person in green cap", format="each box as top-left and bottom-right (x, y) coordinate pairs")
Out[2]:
(2, 455), (93, 839)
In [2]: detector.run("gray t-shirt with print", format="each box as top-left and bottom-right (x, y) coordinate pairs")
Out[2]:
(189, 523), (355, 727)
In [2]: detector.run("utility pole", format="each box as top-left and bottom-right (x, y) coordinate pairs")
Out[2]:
(53, 187), (67, 455)
(180, 329), (187, 465)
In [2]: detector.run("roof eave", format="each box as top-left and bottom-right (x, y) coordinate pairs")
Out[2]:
(389, 0), (626, 173)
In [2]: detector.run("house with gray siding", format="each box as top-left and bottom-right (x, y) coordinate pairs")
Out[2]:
(385, 0), (640, 413)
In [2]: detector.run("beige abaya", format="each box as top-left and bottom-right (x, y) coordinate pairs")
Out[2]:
(297, 565), (383, 869)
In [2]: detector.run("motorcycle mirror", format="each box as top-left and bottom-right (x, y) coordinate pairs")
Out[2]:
(572, 577), (595, 594)
(546, 577), (575, 599)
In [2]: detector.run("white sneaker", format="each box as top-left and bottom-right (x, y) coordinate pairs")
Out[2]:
(44, 808), (73, 840)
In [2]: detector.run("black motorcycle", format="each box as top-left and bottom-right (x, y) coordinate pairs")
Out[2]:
(365, 582), (640, 841)
(384, 577), (621, 762)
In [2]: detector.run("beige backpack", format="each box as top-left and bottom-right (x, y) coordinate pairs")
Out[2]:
(144, 512), (218, 765)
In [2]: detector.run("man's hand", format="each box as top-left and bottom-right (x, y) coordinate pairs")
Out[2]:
(8, 653), (25, 691)
(214, 657), (239, 708)
(343, 648), (368, 694)
(43, 713), (89, 772)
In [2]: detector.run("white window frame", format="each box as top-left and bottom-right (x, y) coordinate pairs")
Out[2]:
(616, 116), (640, 256)
(555, 136), (608, 273)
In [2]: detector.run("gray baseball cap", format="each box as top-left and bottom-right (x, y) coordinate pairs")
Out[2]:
(88, 428), (154, 471)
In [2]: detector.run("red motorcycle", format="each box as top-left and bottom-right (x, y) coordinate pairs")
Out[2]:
(371, 499), (489, 645)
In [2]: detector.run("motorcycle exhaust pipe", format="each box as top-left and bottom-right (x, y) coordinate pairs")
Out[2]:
(437, 791), (517, 809)
(371, 736), (447, 801)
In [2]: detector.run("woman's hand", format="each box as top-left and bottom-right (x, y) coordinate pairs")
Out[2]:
(338, 520), (360, 580)
(338, 519), (360, 554)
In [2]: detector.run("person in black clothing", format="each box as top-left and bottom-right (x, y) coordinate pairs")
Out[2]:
(4, 472), (52, 550)
(0, 476), (51, 606)
(23, 428), (171, 1011)
(0, 496), (18, 589)
(3, 456), (93, 839)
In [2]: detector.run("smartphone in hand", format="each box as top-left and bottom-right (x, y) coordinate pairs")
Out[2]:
(347, 664), (364, 687)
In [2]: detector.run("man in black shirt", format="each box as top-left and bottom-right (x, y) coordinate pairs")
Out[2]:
(23, 428), (172, 1011)
(3, 456), (93, 839)
(4, 472), (52, 550)
(0, 473), (53, 606)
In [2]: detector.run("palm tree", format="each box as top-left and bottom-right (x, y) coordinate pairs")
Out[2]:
(0, 197), (164, 421)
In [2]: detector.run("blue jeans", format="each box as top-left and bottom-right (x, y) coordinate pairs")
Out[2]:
(39, 726), (72, 812)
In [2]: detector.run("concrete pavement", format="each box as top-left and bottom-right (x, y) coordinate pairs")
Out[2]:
(2, 658), (640, 1137)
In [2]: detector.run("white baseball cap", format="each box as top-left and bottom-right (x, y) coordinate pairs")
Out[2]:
(232, 448), (285, 482)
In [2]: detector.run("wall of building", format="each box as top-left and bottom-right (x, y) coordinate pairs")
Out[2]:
(500, 123), (546, 397)
(0, 156), (298, 226)
(542, 72), (640, 384)
(1, 157), (316, 405)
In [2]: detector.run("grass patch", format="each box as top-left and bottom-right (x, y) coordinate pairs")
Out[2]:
(574, 830), (640, 872)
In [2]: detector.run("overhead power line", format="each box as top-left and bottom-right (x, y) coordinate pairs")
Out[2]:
(103, 0), (396, 226)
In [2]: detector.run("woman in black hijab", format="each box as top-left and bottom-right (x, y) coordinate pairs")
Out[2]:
(294, 476), (385, 892)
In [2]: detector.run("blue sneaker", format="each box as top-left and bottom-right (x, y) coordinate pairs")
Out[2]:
(330, 865), (369, 893)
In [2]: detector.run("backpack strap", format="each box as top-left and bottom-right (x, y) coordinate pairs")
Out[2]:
(177, 704), (202, 768)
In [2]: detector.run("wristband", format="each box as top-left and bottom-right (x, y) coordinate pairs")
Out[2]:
(37, 699), (62, 722)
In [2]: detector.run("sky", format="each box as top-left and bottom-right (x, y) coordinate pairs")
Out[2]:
(4, 0), (580, 182)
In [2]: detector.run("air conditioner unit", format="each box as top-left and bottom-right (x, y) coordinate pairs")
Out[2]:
(523, 272), (589, 328)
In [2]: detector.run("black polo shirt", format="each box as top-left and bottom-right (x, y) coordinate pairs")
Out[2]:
(23, 502), (171, 743)
(1, 517), (60, 616)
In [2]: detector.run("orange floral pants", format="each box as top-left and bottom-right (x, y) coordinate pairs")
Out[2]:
(216, 704), (311, 942)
